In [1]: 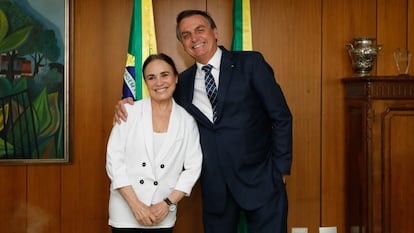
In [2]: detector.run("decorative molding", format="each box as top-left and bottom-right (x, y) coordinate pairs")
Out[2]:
(343, 76), (414, 99)
(370, 82), (414, 99)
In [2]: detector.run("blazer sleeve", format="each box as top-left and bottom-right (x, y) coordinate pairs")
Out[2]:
(106, 104), (138, 190)
(173, 109), (202, 196)
(250, 52), (293, 175)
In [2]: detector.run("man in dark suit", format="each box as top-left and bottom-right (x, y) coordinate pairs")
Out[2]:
(115, 9), (292, 233)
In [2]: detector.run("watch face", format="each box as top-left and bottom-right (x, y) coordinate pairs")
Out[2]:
(169, 204), (177, 212)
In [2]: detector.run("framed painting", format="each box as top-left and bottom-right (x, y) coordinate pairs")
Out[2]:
(0, 0), (72, 164)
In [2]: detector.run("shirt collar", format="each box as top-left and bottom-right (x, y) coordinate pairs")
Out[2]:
(196, 47), (222, 71)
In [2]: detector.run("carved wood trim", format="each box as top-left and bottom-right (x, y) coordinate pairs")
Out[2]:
(342, 76), (414, 99)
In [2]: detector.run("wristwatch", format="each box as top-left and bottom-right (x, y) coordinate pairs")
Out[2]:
(164, 197), (177, 212)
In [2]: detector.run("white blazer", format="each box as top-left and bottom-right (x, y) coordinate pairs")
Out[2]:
(106, 98), (202, 228)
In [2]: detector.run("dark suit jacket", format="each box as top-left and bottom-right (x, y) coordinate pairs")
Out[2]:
(174, 46), (292, 214)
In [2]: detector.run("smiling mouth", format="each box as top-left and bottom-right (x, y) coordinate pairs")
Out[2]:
(192, 42), (206, 49)
(155, 87), (168, 92)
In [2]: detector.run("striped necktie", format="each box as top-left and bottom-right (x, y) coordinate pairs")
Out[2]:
(202, 64), (218, 122)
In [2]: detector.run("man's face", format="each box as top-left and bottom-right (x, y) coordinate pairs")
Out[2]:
(177, 14), (218, 64)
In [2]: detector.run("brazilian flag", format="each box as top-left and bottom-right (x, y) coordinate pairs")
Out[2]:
(122, 0), (157, 100)
(231, 0), (252, 51)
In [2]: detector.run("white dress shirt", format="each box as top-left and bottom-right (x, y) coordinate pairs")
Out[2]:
(193, 48), (222, 122)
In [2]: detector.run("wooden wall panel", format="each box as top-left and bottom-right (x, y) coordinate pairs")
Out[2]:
(27, 166), (61, 233)
(61, 164), (81, 233)
(153, 0), (206, 72)
(0, 167), (27, 232)
(251, 1), (322, 232)
(410, 0), (414, 65)
(205, 0), (233, 50)
(72, 0), (107, 229)
(321, 0), (376, 231)
(66, 0), (134, 232)
(377, 0), (409, 75)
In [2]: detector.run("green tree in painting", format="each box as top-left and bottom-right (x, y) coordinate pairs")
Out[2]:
(1, 1), (61, 79)
(0, 8), (33, 83)
(0, 9), (32, 52)
(19, 28), (60, 77)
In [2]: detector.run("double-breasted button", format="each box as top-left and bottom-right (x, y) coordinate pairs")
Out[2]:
(160, 164), (165, 169)
(142, 162), (146, 167)
(153, 181), (158, 186)
(139, 179), (144, 184)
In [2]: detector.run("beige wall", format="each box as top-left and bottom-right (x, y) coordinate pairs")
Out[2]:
(0, 0), (412, 233)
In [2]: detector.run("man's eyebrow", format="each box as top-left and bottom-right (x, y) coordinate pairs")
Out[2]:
(182, 25), (206, 34)
(195, 25), (207, 30)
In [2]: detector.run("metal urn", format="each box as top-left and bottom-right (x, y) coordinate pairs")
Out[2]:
(346, 37), (382, 77)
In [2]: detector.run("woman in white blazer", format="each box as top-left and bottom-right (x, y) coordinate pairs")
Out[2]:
(106, 54), (202, 233)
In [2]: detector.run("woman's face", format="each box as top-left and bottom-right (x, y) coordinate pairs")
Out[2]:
(144, 59), (177, 103)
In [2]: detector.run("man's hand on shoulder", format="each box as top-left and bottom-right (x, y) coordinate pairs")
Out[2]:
(113, 97), (134, 125)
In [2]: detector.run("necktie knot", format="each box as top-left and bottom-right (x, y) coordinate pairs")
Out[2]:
(202, 64), (213, 73)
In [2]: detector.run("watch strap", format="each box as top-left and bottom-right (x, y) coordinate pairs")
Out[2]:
(164, 197), (173, 206)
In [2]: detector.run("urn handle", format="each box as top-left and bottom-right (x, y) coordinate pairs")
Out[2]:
(345, 43), (354, 51)
(345, 44), (354, 56)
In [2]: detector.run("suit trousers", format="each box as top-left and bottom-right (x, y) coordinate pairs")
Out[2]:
(202, 185), (288, 233)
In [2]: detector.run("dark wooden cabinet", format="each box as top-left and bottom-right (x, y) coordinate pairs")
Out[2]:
(342, 76), (414, 233)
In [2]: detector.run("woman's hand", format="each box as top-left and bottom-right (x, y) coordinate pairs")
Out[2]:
(117, 186), (156, 226)
(149, 201), (169, 224)
(131, 203), (157, 226)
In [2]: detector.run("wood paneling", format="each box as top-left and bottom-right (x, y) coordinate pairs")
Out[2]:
(1, 0), (413, 233)
(0, 167), (27, 232)
(410, 0), (414, 60)
(321, 0), (376, 231)
(27, 166), (61, 232)
(252, 1), (322, 232)
(153, 0), (206, 72)
(377, 0), (409, 75)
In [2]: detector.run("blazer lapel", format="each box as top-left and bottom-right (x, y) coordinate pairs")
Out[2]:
(188, 104), (213, 127)
(142, 99), (156, 169)
(216, 47), (235, 122)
